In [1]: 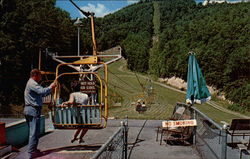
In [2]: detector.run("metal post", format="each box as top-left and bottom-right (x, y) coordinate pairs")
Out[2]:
(74, 18), (82, 56)
(121, 121), (125, 159)
(77, 26), (80, 56)
(38, 48), (41, 70)
(193, 108), (197, 145)
(221, 125), (227, 159)
(124, 116), (128, 159)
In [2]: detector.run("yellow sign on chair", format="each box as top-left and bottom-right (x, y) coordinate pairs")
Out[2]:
(73, 56), (98, 64)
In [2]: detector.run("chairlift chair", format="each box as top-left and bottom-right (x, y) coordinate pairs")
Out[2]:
(51, 59), (108, 129)
(135, 99), (147, 113)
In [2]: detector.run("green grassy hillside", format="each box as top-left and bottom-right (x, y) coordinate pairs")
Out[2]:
(107, 59), (241, 123)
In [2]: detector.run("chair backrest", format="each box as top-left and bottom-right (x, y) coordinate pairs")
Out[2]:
(176, 107), (185, 115)
(170, 103), (190, 120)
(171, 106), (186, 120)
(229, 119), (250, 131)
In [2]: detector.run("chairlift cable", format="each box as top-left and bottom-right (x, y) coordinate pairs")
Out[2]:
(69, 0), (91, 17)
(134, 72), (144, 92)
(109, 83), (134, 93)
(108, 70), (139, 91)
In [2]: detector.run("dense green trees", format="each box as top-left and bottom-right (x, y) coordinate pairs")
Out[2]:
(84, 2), (154, 72)
(0, 0), (75, 113)
(149, 1), (250, 111)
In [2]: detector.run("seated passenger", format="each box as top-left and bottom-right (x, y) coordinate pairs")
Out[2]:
(141, 102), (146, 107)
(62, 85), (89, 143)
(62, 91), (88, 106)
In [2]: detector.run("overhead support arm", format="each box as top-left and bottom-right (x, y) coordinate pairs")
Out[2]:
(90, 16), (97, 56)
(69, 0), (91, 17)
(69, 0), (97, 57)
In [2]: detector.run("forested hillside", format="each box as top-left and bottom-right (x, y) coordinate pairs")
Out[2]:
(83, 0), (250, 111)
(0, 0), (249, 113)
(0, 0), (75, 113)
(81, 2), (154, 72)
(149, 0), (250, 112)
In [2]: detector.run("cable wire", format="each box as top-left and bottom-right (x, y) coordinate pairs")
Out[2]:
(134, 72), (144, 92)
(108, 70), (139, 91)
(109, 82), (134, 93)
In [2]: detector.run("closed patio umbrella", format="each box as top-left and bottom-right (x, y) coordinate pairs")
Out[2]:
(186, 52), (211, 104)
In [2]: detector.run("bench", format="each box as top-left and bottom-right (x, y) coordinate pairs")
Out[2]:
(156, 103), (192, 145)
(157, 119), (197, 145)
(226, 119), (250, 143)
(237, 138), (250, 159)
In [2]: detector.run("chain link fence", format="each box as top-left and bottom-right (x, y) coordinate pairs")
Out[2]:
(191, 107), (245, 159)
(192, 107), (225, 159)
(91, 120), (128, 159)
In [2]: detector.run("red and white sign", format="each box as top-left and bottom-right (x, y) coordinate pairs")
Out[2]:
(162, 119), (197, 128)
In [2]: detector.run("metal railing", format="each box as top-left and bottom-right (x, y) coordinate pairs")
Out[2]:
(191, 106), (245, 159)
(191, 107), (226, 159)
(91, 119), (128, 159)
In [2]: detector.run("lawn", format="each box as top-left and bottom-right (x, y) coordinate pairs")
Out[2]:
(104, 59), (246, 124)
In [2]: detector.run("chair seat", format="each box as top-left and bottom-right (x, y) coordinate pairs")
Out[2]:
(53, 106), (101, 128)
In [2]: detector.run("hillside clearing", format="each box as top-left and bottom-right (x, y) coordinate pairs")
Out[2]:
(107, 59), (248, 123)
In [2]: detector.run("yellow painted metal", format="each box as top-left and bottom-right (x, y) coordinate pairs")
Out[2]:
(54, 73), (106, 128)
(40, 71), (55, 75)
(55, 62), (107, 77)
(53, 123), (103, 127)
(54, 123), (101, 126)
(90, 15), (97, 56)
(103, 63), (108, 127)
(56, 104), (102, 108)
(53, 61), (108, 128)
(54, 72), (104, 108)
(39, 49), (41, 70)
(53, 55), (120, 58)
(73, 56), (98, 64)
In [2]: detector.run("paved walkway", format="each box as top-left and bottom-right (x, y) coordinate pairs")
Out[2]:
(127, 120), (201, 159)
(9, 119), (201, 159)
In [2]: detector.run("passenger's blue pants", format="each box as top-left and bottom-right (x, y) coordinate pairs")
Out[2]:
(25, 115), (40, 158)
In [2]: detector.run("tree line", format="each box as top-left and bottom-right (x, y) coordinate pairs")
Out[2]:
(0, 0), (75, 113)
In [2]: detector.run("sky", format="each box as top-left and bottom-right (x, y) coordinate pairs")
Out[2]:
(55, 0), (244, 19)
(56, 0), (138, 19)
